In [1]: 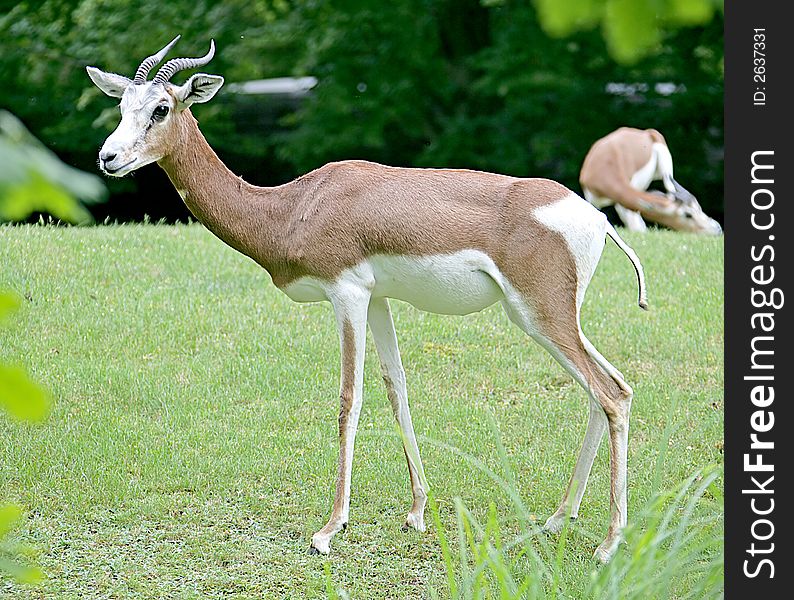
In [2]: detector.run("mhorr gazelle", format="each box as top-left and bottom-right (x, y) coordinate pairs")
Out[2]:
(580, 127), (722, 235)
(87, 37), (649, 562)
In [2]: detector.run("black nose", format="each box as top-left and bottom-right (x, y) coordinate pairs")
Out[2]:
(100, 151), (117, 163)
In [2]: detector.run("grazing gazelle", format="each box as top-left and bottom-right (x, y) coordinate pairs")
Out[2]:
(580, 127), (722, 235)
(87, 37), (648, 562)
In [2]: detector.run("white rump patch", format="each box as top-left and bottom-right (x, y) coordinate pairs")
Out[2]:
(533, 193), (607, 309)
(632, 142), (673, 191)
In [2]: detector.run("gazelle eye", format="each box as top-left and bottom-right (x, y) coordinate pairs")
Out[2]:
(152, 105), (169, 120)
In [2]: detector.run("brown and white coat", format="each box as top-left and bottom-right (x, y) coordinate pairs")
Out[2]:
(580, 127), (722, 235)
(87, 38), (649, 562)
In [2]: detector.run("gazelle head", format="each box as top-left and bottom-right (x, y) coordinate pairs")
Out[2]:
(649, 184), (723, 235)
(86, 36), (224, 177)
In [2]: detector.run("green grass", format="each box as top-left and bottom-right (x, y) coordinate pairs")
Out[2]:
(0, 224), (723, 598)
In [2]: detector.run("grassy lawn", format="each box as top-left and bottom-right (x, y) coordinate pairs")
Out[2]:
(1, 224), (723, 598)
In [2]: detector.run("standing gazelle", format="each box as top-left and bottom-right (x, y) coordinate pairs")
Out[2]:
(87, 37), (648, 562)
(580, 127), (722, 235)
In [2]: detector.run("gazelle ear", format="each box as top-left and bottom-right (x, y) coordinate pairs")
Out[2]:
(86, 67), (132, 98)
(172, 73), (224, 108)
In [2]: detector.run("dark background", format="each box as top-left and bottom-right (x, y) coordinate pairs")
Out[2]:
(1, 0), (724, 224)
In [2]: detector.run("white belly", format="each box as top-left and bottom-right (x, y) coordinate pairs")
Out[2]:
(369, 252), (504, 314)
(282, 250), (505, 315)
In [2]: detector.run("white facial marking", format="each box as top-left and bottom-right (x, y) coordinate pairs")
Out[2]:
(98, 83), (174, 177)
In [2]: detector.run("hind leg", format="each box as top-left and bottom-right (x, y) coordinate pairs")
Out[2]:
(503, 298), (632, 562)
(542, 397), (607, 533)
(367, 297), (427, 532)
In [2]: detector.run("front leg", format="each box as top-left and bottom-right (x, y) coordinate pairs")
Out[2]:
(309, 283), (370, 555)
(614, 204), (648, 232)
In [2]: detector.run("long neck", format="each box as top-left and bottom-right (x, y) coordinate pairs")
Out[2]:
(157, 110), (277, 258)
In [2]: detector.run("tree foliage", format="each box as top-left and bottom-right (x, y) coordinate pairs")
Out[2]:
(532, 0), (722, 64)
(1, 0), (724, 219)
(276, 0), (723, 215)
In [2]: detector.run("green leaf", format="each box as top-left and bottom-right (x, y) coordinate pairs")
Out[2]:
(604, 0), (662, 64)
(1, 505), (43, 585)
(0, 556), (44, 585)
(0, 364), (50, 422)
(0, 292), (21, 325)
(0, 504), (23, 538)
(0, 110), (105, 224)
(534, 0), (603, 38)
(0, 170), (94, 224)
(669, 0), (715, 25)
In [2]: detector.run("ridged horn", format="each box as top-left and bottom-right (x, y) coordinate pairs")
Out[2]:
(132, 35), (181, 84)
(152, 40), (215, 85)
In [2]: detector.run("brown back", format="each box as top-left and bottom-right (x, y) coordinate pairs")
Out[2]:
(579, 127), (662, 200)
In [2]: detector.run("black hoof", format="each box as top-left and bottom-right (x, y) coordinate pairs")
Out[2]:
(308, 545), (321, 555)
(341, 522), (348, 531)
